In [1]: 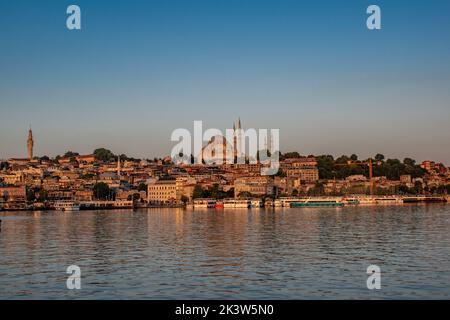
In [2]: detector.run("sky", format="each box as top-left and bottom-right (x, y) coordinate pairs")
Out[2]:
(0, 0), (449, 164)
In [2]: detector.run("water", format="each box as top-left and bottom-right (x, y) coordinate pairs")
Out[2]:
(0, 205), (449, 299)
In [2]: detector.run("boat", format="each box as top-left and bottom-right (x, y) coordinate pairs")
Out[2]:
(193, 198), (216, 208)
(343, 198), (360, 205)
(215, 201), (224, 209)
(279, 197), (303, 207)
(290, 198), (344, 207)
(375, 197), (402, 205)
(264, 199), (282, 207)
(223, 199), (251, 208)
(54, 201), (80, 211)
(273, 200), (282, 207)
(403, 196), (447, 204)
(250, 199), (263, 208)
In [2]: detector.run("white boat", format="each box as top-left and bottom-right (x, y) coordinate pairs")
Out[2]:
(223, 199), (251, 208)
(375, 197), (402, 205)
(54, 201), (80, 211)
(250, 199), (263, 208)
(264, 199), (282, 207)
(273, 200), (282, 207)
(193, 198), (216, 208)
(279, 197), (303, 207)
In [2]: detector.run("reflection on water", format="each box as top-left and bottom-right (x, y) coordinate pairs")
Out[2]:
(0, 205), (449, 299)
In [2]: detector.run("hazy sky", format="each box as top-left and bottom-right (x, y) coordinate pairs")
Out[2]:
(1, 0), (449, 164)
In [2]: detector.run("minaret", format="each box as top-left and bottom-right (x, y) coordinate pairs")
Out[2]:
(117, 155), (121, 177)
(233, 122), (237, 161)
(237, 118), (242, 157)
(27, 127), (34, 160)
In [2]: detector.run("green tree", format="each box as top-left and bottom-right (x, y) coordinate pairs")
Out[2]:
(192, 185), (205, 199)
(307, 182), (325, 196)
(93, 182), (111, 200)
(180, 195), (189, 204)
(138, 183), (147, 193)
(64, 151), (79, 158)
(37, 189), (48, 202)
(93, 148), (115, 162)
(26, 187), (36, 202)
(283, 152), (300, 159)
(316, 155), (335, 179)
(403, 158), (416, 166)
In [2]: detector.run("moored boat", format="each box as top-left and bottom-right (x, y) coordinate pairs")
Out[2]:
(290, 198), (344, 207)
(223, 199), (251, 208)
(193, 198), (216, 208)
(54, 201), (80, 211)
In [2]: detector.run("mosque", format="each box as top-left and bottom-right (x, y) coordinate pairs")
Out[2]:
(201, 118), (244, 165)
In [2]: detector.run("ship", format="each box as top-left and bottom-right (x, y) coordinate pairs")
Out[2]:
(193, 198), (216, 208)
(54, 201), (80, 212)
(223, 199), (251, 208)
(290, 198), (345, 207)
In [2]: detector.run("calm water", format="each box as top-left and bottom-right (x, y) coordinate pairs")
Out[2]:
(0, 205), (449, 299)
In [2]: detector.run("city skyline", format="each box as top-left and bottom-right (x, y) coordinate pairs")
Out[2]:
(1, 0), (450, 164)
(2, 125), (449, 168)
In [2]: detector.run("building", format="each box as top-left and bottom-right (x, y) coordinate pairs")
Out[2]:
(281, 157), (319, 183)
(147, 179), (179, 204)
(0, 186), (27, 209)
(201, 135), (234, 165)
(234, 176), (274, 198)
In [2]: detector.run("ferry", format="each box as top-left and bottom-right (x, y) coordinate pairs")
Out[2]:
(215, 201), (224, 209)
(290, 198), (344, 208)
(343, 198), (360, 205)
(193, 198), (216, 208)
(250, 199), (263, 208)
(357, 197), (378, 205)
(264, 199), (282, 207)
(403, 196), (447, 204)
(279, 197), (303, 207)
(375, 197), (402, 205)
(223, 199), (251, 209)
(79, 200), (133, 210)
(54, 201), (80, 211)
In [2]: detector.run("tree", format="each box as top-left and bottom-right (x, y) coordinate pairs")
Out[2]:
(335, 155), (350, 164)
(307, 182), (325, 196)
(413, 181), (423, 195)
(283, 152), (300, 159)
(403, 158), (416, 166)
(93, 182), (111, 200)
(316, 155), (335, 179)
(192, 185), (205, 199)
(138, 183), (147, 193)
(374, 154), (385, 162)
(180, 195), (189, 204)
(127, 193), (140, 201)
(350, 154), (358, 161)
(93, 148), (115, 162)
(64, 151), (79, 158)
(37, 189), (48, 202)
(26, 187), (36, 202)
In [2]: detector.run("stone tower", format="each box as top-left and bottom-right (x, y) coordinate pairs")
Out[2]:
(27, 127), (34, 160)
(233, 122), (237, 161)
(237, 118), (242, 156)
